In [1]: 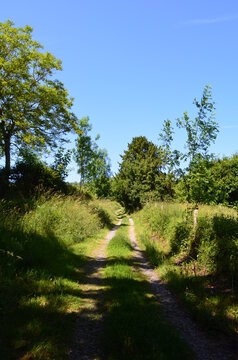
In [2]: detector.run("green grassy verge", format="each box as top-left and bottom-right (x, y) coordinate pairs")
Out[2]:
(133, 202), (238, 338)
(0, 196), (119, 359)
(102, 217), (193, 359)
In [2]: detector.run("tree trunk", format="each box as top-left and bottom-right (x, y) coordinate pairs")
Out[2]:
(79, 171), (84, 194)
(79, 178), (82, 193)
(4, 136), (11, 185)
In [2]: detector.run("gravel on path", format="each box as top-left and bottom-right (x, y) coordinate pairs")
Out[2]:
(129, 217), (235, 360)
(69, 220), (121, 360)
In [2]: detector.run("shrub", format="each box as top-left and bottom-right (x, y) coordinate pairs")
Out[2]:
(170, 220), (192, 254)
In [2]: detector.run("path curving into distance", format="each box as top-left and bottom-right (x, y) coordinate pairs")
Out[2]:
(70, 220), (121, 360)
(128, 217), (235, 360)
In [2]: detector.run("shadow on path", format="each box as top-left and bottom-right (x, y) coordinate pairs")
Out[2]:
(69, 221), (122, 360)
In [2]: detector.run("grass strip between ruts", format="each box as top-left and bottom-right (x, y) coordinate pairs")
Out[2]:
(102, 217), (193, 360)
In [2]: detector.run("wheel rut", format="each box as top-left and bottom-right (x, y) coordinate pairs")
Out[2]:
(128, 217), (235, 360)
(70, 220), (121, 360)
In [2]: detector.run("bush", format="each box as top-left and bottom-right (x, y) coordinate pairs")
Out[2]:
(196, 214), (238, 275)
(11, 153), (67, 196)
(0, 149), (74, 199)
(170, 220), (192, 254)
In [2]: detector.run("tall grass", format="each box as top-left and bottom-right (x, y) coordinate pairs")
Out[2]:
(0, 195), (119, 359)
(134, 202), (238, 338)
(135, 202), (238, 274)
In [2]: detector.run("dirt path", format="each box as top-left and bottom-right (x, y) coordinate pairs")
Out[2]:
(69, 220), (121, 360)
(128, 217), (234, 360)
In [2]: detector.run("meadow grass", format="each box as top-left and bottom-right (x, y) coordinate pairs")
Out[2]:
(0, 195), (119, 359)
(102, 217), (193, 359)
(133, 202), (238, 338)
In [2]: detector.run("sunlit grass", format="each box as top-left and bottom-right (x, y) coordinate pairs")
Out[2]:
(134, 202), (238, 338)
(0, 196), (119, 359)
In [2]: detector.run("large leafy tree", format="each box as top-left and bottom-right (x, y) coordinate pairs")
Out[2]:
(113, 136), (165, 211)
(0, 20), (78, 183)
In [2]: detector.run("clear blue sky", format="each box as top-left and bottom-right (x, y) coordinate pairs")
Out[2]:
(1, 0), (238, 182)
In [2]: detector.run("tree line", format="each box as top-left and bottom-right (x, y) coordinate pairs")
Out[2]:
(113, 85), (237, 210)
(0, 20), (237, 208)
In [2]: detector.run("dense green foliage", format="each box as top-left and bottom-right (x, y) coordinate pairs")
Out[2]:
(113, 136), (166, 211)
(0, 195), (119, 359)
(176, 154), (238, 206)
(134, 202), (238, 336)
(0, 20), (78, 184)
(208, 154), (238, 205)
(0, 147), (76, 197)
